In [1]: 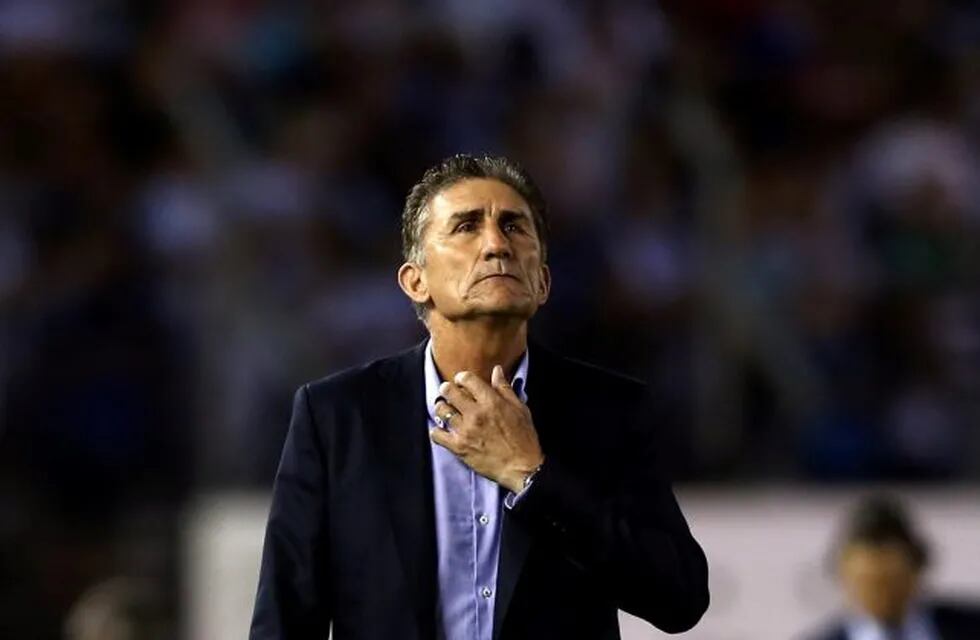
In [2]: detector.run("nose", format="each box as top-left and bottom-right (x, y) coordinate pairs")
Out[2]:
(481, 221), (512, 260)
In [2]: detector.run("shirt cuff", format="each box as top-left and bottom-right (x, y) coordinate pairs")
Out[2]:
(503, 487), (528, 510)
(503, 464), (541, 510)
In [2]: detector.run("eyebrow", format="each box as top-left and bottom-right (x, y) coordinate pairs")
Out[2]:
(446, 209), (483, 226)
(498, 209), (531, 224)
(446, 208), (531, 226)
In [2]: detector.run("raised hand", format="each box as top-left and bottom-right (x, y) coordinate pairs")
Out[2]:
(431, 365), (544, 493)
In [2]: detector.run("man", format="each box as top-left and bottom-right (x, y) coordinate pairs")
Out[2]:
(807, 495), (980, 640)
(249, 154), (709, 640)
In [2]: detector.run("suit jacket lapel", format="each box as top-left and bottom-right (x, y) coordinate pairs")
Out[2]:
(371, 341), (438, 640)
(493, 507), (533, 639)
(493, 341), (562, 640)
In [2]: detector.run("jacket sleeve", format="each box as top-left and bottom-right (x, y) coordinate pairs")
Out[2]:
(250, 384), (332, 640)
(508, 391), (709, 634)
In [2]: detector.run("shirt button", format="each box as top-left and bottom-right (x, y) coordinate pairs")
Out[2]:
(481, 587), (493, 598)
(478, 514), (490, 525)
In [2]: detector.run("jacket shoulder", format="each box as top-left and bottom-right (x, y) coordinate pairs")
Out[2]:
(532, 342), (647, 398)
(930, 599), (980, 634)
(301, 342), (422, 404)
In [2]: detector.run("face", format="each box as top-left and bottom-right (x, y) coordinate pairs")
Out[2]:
(839, 542), (921, 624)
(398, 178), (550, 322)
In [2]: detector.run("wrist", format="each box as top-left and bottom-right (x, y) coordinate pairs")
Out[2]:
(505, 455), (545, 494)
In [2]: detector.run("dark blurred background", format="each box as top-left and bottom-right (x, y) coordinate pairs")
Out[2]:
(1, 0), (979, 638)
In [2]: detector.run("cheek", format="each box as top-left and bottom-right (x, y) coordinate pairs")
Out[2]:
(425, 252), (471, 297)
(519, 248), (542, 273)
(527, 261), (546, 291)
(427, 249), (464, 279)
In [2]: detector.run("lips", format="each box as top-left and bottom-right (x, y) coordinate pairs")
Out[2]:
(476, 273), (520, 283)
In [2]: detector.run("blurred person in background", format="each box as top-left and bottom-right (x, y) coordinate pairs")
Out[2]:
(807, 495), (980, 640)
(249, 154), (708, 639)
(64, 577), (170, 640)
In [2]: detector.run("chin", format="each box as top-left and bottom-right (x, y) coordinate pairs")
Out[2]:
(465, 300), (538, 320)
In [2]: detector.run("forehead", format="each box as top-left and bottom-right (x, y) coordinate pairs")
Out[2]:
(427, 178), (531, 221)
(841, 541), (914, 566)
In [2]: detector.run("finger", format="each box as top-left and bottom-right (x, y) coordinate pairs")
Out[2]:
(491, 364), (522, 406)
(439, 380), (477, 411)
(491, 364), (507, 388)
(429, 427), (460, 453)
(434, 400), (461, 428)
(453, 370), (495, 404)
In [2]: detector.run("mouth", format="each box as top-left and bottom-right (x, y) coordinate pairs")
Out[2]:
(476, 273), (521, 284)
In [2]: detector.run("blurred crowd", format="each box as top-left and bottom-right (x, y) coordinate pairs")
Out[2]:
(1, 0), (979, 637)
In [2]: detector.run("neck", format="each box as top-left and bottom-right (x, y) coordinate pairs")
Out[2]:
(428, 314), (528, 382)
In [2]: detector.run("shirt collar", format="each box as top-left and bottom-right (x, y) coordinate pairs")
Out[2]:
(424, 338), (529, 423)
(845, 604), (935, 640)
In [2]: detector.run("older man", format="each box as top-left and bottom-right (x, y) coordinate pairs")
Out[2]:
(249, 154), (709, 640)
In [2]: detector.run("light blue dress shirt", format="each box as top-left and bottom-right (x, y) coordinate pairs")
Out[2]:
(425, 340), (529, 640)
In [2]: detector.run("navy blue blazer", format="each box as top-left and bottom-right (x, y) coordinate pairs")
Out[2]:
(249, 340), (709, 640)
(807, 601), (980, 640)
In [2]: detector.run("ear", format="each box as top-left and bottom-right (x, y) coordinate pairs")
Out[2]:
(398, 262), (430, 307)
(535, 264), (551, 306)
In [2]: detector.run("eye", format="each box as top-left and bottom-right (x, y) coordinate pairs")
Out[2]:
(503, 221), (522, 233)
(454, 221), (476, 233)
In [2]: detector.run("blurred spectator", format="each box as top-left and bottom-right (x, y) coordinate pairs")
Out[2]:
(805, 494), (980, 640)
(65, 577), (170, 640)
